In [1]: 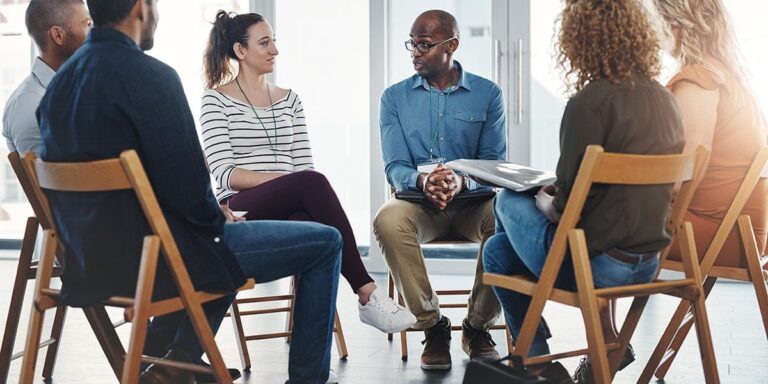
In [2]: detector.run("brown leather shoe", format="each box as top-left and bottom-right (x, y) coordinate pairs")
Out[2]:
(139, 348), (195, 384)
(421, 316), (452, 370)
(461, 318), (500, 361)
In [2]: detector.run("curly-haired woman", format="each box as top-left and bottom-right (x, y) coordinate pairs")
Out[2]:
(652, 0), (767, 269)
(482, 0), (684, 380)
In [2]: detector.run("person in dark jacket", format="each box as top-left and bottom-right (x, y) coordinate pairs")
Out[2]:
(38, 1), (341, 383)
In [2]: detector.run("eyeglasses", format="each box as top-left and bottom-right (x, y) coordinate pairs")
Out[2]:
(404, 37), (458, 53)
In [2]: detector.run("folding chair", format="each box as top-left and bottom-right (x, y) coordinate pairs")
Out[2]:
(385, 242), (513, 361)
(227, 275), (348, 371)
(483, 145), (719, 384)
(18, 150), (255, 383)
(0, 152), (69, 384)
(640, 146), (768, 382)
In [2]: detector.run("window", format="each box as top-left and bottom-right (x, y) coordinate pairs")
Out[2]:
(0, 1), (33, 239)
(150, 0), (250, 134)
(275, 0), (371, 245)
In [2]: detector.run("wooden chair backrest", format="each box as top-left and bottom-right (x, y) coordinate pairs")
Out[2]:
(684, 146), (768, 272)
(21, 150), (186, 276)
(8, 152), (54, 231)
(539, 145), (710, 285)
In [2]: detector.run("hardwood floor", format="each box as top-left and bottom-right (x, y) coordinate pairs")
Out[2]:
(0, 258), (765, 383)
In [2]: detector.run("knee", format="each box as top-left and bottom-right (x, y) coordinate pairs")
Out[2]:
(373, 201), (414, 241)
(482, 234), (510, 274)
(317, 224), (342, 266)
(295, 170), (331, 188)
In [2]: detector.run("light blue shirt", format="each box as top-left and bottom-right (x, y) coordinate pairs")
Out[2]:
(2, 57), (55, 155)
(379, 61), (506, 191)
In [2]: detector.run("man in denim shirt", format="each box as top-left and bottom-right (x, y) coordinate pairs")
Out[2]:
(373, 10), (506, 371)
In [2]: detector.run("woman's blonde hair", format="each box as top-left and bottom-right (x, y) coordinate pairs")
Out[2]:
(556, 0), (661, 94)
(652, 0), (751, 99)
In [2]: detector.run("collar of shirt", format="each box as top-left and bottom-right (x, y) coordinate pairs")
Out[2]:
(411, 61), (472, 92)
(86, 27), (142, 52)
(31, 57), (55, 89)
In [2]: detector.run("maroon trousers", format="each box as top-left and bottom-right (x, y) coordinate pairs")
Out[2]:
(227, 170), (374, 292)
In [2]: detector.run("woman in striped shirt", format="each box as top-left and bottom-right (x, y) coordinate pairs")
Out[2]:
(201, 11), (415, 334)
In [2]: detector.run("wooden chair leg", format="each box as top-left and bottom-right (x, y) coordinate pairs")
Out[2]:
(569, 231), (611, 384)
(19, 230), (57, 384)
(739, 216), (768, 338)
(387, 273), (394, 342)
(18, 301), (46, 384)
(608, 295), (649, 377)
(649, 277), (716, 381)
(121, 236), (160, 384)
(333, 311), (348, 359)
(41, 305), (67, 380)
(83, 306), (124, 380)
(678, 222), (719, 384)
(397, 293), (408, 361)
(504, 322), (513, 354)
(286, 277), (296, 343)
(0, 217), (38, 384)
(229, 300), (252, 371)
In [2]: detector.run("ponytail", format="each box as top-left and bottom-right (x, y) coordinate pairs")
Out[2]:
(204, 10), (265, 89)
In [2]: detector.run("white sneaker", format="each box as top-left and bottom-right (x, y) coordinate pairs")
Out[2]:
(327, 368), (338, 383)
(358, 286), (417, 333)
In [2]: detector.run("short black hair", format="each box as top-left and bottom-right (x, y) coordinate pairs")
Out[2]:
(25, 0), (84, 51)
(86, 0), (151, 27)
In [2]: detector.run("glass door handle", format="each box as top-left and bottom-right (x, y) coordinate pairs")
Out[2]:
(492, 39), (502, 85)
(514, 38), (523, 124)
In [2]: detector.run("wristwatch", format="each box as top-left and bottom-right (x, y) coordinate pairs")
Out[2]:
(461, 174), (470, 191)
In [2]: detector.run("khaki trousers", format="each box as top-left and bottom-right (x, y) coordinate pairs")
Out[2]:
(373, 197), (501, 330)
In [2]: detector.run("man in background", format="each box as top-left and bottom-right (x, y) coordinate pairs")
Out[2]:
(3, 0), (91, 154)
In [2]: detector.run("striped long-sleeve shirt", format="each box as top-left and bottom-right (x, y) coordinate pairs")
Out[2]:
(200, 89), (314, 201)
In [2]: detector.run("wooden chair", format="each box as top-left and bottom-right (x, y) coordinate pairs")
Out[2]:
(18, 150), (255, 383)
(386, 241), (513, 361)
(0, 152), (68, 384)
(483, 145), (719, 384)
(227, 276), (348, 371)
(640, 146), (768, 383)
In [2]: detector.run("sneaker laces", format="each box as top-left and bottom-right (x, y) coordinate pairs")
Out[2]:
(422, 318), (451, 345)
(468, 327), (496, 349)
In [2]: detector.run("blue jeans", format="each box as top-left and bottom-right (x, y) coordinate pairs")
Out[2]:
(482, 190), (659, 356)
(146, 220), (341, 384)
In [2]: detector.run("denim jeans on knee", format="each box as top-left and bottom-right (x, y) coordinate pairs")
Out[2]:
(483, 190), (659, 357)
(223, 220), (342, 384)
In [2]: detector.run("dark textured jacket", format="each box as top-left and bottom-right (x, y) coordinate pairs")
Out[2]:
(37, 27), (246, 306)
(553, 75), (685, 256)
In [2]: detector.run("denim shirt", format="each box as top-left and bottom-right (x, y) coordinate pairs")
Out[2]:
(379, 62), (506, 191)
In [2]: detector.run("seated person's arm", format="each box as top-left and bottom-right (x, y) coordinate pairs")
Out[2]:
(672, 80), (718, 154)
(465, 84), (506, 191)
(551, 99), (604, 218)
(7, 91), (43, 154)
(380, 89), (420, 192)
(201, 93), (284, 191)
(134, 67), (225, 231)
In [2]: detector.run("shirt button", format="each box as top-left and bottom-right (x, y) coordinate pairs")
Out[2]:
(469, 117), (474, 121)
(440, 137), (444, 140)
(439, 113), (443, 117)
(214, 236), (221, 243)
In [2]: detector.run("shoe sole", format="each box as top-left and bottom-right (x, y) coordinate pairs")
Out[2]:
(359, 317), (416, 334)
(420, 362), (452, 370)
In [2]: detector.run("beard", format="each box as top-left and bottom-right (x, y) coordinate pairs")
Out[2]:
(139, 9), (157, 51)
